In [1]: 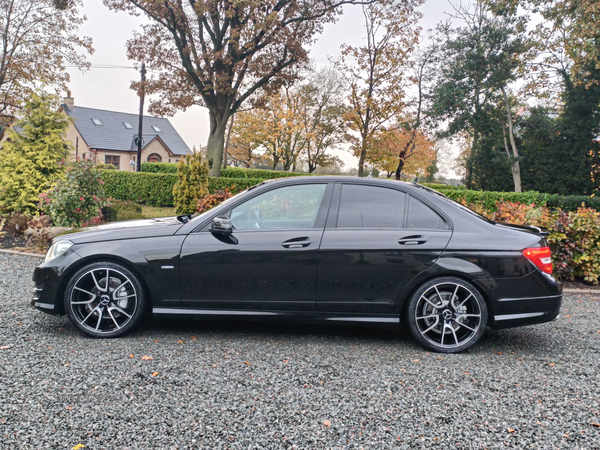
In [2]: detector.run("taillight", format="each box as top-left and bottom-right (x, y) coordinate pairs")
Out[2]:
(523, 247), (553, 274)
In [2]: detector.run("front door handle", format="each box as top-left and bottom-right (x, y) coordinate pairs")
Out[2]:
(398, 235), (427, 245)
(282, 237), (312, 248)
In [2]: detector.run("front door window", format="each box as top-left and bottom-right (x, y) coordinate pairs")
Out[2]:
(230, 184), (327, 230)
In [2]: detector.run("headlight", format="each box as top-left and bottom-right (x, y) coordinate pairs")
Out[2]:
(45, 240), (74, 263)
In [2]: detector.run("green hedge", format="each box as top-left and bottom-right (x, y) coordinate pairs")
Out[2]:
(220, 167), (311, 179)
(100, 171), (177, 207)
(99, 170), (267, 206)
(141, 163), (312, 179)
(141, 162), (178, 174)
(432, 188), (600, 213)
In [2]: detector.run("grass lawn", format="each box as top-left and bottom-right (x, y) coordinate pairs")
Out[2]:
(141, 205), (176, 218)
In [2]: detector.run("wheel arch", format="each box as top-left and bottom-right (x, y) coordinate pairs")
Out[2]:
(55, 254), (151, 316)
(396, 264), (495, 327)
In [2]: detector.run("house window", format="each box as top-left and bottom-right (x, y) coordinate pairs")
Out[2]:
(92, 119), (102, 126)
(151, 125), (161, 132)
(123, 122), (133, 129)
(147, 153), (162, 163)
(105, 155), (120, 169)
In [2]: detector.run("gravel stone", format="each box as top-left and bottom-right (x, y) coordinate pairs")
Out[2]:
(1, 253), (599, 449)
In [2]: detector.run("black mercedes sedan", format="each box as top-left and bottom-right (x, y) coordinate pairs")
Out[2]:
(32, 177), (562, 353)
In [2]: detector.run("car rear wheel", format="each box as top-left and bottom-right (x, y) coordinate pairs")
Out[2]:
(407, 277), (487, 353)
(64, 262), (146, 338)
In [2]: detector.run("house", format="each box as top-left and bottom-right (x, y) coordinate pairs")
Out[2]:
(60, 97), (190, 170)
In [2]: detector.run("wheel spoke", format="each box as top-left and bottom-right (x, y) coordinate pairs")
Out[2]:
(450, 324), (459, 346)
(433, 286), (444, 305)
(451, 284), (460, 306)
(440, 322), (445, 346)
(95, 307), (104, 331)
(114, 293), (136, 301)
(105, 269), (110, 292)
(416, 314), (438, 320)
(91, 271), (106, 292)
(71, 299), (96, 305)
(82, 305), (100, 324)
(461, 314), (481, 318)
(110, 305), (132, 318)
(456, 321), (476, 332)
(111, 280), (131, 300)
(74, 286), (96, 298)
(421, 294), (441, 310)
(107, 308), (121, 329)
(455, 293), (473, 310)
(422, 316), (440, 334)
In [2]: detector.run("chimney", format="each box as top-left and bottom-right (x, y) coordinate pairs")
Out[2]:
(64, 96), (74, 109)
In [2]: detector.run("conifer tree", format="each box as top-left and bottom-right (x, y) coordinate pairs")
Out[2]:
(173, 151), (209, 215)
(0, 93), (70, 213)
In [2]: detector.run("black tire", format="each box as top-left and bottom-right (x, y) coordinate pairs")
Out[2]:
(407, 277), (488, 353)
(64, 262), (146, 338)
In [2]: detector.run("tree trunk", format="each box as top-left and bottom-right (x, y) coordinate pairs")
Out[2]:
(466, 129), (477, 189)
(358, 140), (367, 177)
(206, 110), (229, 177)
(394, 159), (405, 181)
(223, 114), (235, 169)
(501, 87), (522, 192)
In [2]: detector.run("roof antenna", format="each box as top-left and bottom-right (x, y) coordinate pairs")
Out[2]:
(413, 177), (419, 184)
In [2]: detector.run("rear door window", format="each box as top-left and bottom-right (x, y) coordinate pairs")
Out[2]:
(337, 184), (406, 228)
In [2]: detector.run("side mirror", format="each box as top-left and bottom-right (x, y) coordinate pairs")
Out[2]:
(210, 216), (233, 235)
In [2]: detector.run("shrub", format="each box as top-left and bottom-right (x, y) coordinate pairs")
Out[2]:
(545, 195), (600, 211)
(100, 171), (177, 206)
(42, 159), (110, 227)
(25, 215), (52, 251)
(462, 200), (600, 284)
(4, 211), (31, 235)
(173, 153), (209, 215)
(197, 188), (234, 213)
(141, 162), (178, 174)
(102, 200), (143, 222)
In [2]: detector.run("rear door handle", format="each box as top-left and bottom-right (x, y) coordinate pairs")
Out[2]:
(282, 237), (312, 248)
(398, 235), (427, 245)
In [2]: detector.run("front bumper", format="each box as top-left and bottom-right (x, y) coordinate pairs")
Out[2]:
(31, 250), (82, 316)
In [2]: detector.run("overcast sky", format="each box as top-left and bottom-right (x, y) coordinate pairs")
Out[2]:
(66, 0), (453, 169)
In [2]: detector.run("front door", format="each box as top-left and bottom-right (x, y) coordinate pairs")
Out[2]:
(179, 183), (331, 311)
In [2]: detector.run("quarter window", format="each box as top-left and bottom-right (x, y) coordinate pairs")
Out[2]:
(231, 184), (327, 230)
(407, 196), (446, 229)
(337, 184), (406, 228)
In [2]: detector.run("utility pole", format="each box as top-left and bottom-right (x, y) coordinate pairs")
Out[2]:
(136, 62), (146, 172)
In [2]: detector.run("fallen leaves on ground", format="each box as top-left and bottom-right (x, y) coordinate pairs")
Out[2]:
(323, 420), (331, 427)
(141, 355), (153, 361)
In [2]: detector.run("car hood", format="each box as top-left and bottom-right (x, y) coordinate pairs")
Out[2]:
(55, 217), (185, 244)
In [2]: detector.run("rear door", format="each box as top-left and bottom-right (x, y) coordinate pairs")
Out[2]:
(316, 183), (452, 314)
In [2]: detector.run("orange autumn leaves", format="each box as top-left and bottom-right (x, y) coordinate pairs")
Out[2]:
(366, 128), (436, 178)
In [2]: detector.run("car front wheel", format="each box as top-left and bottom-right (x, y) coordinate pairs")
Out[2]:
(64, 262), (146, 338)
(407, 277), (487, 353)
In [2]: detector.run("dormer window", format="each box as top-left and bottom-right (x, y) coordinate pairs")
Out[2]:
(92, 118), (102, 126)
(124, 122), (133, 129)
(151, 125), (161, 132)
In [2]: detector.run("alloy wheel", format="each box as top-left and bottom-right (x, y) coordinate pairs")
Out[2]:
(68, 267), (139, 335)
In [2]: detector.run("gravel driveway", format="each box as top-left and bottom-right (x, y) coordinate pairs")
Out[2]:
(1, 252), (599, 449)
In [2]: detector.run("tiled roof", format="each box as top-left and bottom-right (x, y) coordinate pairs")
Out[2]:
(62, 105), (191, 156)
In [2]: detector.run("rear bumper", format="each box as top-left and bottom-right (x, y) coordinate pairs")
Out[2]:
(490, 293), (562, 329)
